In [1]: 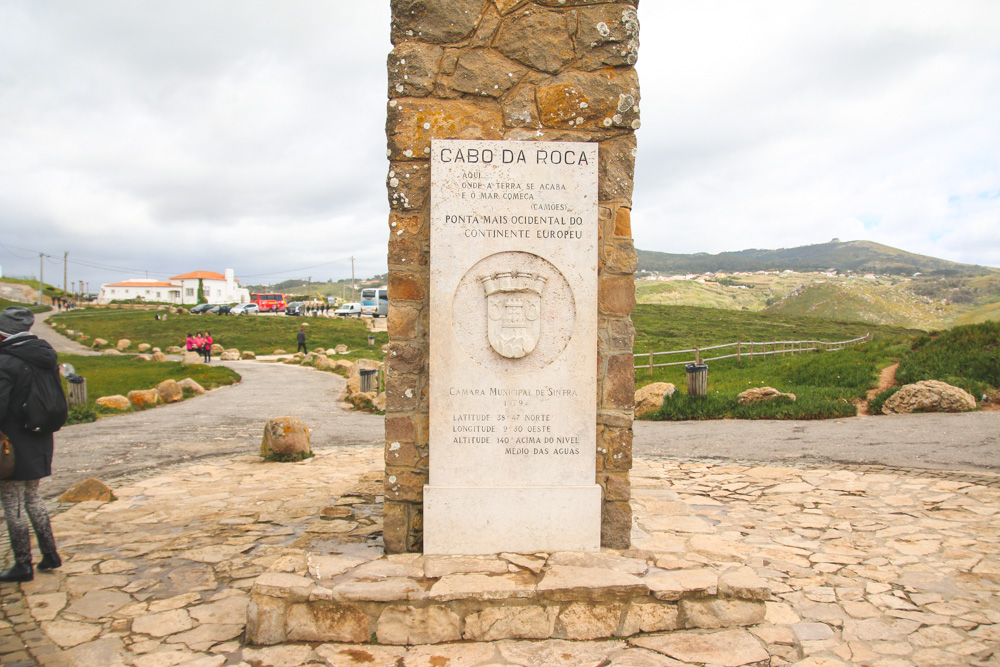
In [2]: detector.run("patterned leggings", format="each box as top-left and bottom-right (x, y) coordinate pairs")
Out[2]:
(1, 480), (57, 564)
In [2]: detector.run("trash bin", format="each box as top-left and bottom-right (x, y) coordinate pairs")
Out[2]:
(685, 363), (708, 397)
(359, 369), (377, 393)
(66, 374), (87, 406)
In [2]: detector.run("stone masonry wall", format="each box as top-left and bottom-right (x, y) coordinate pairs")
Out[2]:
(384, 0), (639, 553)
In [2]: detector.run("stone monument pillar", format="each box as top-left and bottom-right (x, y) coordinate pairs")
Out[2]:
(384, 0), (639, 553)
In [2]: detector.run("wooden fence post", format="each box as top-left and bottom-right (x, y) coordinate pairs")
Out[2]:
(737, 341), (741, 365)
(648, 351), (653, 376)
(695, 346), (700, 364)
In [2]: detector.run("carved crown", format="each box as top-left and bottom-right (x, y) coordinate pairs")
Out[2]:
(480, 271), (547, 296)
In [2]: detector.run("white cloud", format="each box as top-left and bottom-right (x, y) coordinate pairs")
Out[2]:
(0, 0), (997, 292)
(634, 0), (1000, 267)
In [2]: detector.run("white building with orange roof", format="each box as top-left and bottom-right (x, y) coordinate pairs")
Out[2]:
(98, 269), (249, 305)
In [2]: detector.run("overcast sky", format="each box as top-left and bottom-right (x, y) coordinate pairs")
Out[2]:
(1, 1), (998, 292)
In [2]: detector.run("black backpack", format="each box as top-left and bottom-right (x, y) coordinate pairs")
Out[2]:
(22, 364), (69, 433)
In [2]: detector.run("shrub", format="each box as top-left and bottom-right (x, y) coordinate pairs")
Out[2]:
(867, 387), (900, 415)
(896, 321), (1000, 388)
(65, 404), (97, 425)
(263, 451), (315, 463)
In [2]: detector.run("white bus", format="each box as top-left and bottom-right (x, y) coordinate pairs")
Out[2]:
(360, 287), (388, 317)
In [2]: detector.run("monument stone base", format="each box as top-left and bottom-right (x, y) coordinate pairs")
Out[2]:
(423, 485), (602, 555)
(246, 551), (770, 647)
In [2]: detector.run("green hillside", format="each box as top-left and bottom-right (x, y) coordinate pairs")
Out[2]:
(638, 240), (995, 277)
(635, 241), (999, 329)
(765, 281), (948, 330)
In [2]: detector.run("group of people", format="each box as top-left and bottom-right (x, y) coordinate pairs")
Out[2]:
(185, 331), (215, 362)
(300, 303), (331, 316)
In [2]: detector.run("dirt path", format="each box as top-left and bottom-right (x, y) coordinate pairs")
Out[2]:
(859, 362), (900, 415)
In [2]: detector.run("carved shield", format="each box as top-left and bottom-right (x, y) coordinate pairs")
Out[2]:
(487, 290), (541, 358)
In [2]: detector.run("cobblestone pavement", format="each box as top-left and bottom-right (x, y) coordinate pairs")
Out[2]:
(0, 446), (998, 666)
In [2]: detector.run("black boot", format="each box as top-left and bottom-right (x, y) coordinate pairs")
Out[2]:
(37, 552), (61, 571)
(0, 561), (33, 583)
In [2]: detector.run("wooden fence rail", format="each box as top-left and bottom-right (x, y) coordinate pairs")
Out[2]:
(633, 333), (870, 374)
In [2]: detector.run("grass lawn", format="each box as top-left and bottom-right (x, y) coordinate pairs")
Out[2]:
(60, 354), (241, 402)
(49, 309), (387, 361)
(0, 297), (51, 313)
(58, 353), (241, 423)
(634, 304), (921, 420)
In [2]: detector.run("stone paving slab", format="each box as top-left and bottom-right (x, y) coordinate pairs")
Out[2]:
(1, 447), (999, 666)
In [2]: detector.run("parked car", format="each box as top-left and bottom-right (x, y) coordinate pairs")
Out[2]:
(285, 301), (305, 316)
(230, 303), (259, 315)
(334, 302), (363, 317)
(190, 303), (214, 314)
(208, 305), (232, 315)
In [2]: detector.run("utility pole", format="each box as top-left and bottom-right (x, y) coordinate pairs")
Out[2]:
(38, 253), (44, 305)
(351, 256), (356, 301)
(64, 251), (68, 295)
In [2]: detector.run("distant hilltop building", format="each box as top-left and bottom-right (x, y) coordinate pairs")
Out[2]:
(98, 269), (250, 305)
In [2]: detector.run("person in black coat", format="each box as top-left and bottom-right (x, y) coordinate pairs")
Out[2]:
(296, 327), (307, 354)
(0, 307), (61, 583)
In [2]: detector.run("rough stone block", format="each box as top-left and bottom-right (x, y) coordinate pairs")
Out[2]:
(285, 602), (371, 643)
(442, 49), (528, 97)
(388, 211), (425, 237)
(95, 395), (130, 411)
(614, 207), (632, 237)
(575, 4), (640, 70)
(387, 98), (503, 161)
(382, 501), (412, 554)
(556, 602), (624, 640)
(645, 569), (718, 602)
(603, 353), (636, 409)
(631, 628), (770, 666)
(537, 566), (646, 601)
(384, 468), (428, 503)
(718, 567), (771, 602)
(619, 600), (681, 636)
(536, 69), (639, 129)
(597, 426), (633, 472)
(599, 134), (637, 203)
(260, 416), (311, 458)
(388, 271), (427, 301)
(58, 478), (114, 503)
(495, 7), (576, 74)
(384, 372), (424, 412)
(386, 342), (425, 375)
(599, 274), (636, 316)
(464, 605), (558, 641)
(387, 302), (424, 340)
(429, 573), (536, 601)
(680, 598), (767, 629)
(390, 0), (485, 45)
(604, 239), (638, 274)
(126, 389), (160, 409)
(598, 471), (631, 502)
(376, 605), (460, 645)
(503, 85), (539, 128)
(388, 42), (443, 98)
(601, 500), (632, 549)
(155, 379), (183, 404)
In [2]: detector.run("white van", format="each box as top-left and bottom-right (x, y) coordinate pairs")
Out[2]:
(334, 302), (363, 317)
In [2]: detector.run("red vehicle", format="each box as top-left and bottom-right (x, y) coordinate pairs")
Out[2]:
(250, 293), (286, 312)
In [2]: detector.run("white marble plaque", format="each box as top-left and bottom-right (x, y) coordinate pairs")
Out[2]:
(425, 139), (601, 554)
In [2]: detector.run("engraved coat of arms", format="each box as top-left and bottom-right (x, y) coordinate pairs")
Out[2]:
(480, 271), (547, 359)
